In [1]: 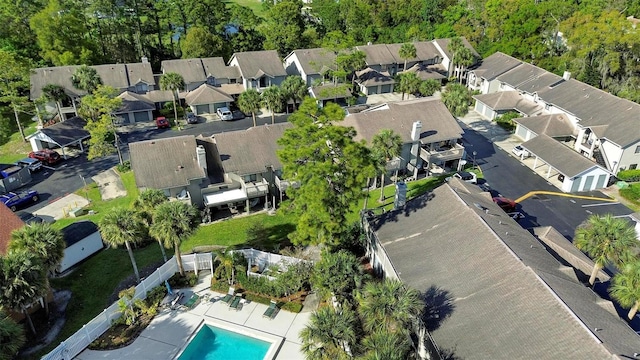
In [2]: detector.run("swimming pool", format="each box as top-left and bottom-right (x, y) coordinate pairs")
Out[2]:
(178, 323), (272, 360)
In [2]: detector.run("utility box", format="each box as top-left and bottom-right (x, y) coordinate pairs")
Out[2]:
(394, 182), (407, 209)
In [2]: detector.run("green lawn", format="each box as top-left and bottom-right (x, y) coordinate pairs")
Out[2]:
(35, 245), (164, 358)
(52, 171), (139, 230)
(224, 0), (266, 18)
(0, 122), (39, 164)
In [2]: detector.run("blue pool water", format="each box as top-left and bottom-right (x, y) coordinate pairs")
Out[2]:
(178, 324), (271, 360)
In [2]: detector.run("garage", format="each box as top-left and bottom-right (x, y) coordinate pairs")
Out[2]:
(521, 134), (610, 192)
(381, 84), (393, 93)
(515, 124), (529, 140)
(26, 116), (91, 158)
(513, 114), (574, 142)
(367, 86), (379, 95)
(186, 84), (233, 116)
(133, 111), (151, 122)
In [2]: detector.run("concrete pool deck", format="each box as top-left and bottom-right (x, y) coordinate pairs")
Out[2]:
(75, 273), (310, 360)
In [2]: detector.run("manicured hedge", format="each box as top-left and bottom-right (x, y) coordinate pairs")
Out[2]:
(617, 169), (640, 182)
(281, 302), (303, 313)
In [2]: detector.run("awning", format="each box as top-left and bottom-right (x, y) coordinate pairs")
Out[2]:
(203, 189), (247, 207)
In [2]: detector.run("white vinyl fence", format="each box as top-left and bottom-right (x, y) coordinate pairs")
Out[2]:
(42, 253), (213, 360)
(235, 248), (306, 280)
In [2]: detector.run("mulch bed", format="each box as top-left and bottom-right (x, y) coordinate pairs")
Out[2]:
(87, 314), (155, 350)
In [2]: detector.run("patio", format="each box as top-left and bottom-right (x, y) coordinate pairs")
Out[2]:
(75, 272), (312, 360)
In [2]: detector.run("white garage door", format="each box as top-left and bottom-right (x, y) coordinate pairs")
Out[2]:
(581, 175), (594, 191)
(516, 125), (528, 140)
(475, 102), (485, 114)
(195, 104), (209, 115)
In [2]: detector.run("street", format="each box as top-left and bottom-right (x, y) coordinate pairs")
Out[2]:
(461, 126), (632, 241)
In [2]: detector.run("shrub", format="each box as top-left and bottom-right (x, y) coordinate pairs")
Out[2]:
(495, 111), (519, 131)
(617, 169), (640, 182)
(168, 272), (198, 288)
(281, 302), (303, 313)
(245, 293), (272, 305)
(145, 285), (167, 306)
(116, 160), (131, 173)
(620, 184), (640, 204)
(210, 279), (230, 293)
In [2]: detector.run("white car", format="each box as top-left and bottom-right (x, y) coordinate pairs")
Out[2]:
(216, 107), (233, 121)
(512, 145), (529, 158)
(453, 171), (477, 184)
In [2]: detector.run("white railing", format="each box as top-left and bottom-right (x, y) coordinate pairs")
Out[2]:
(235, 248), (307, 281)
(41, 253), (212, 360)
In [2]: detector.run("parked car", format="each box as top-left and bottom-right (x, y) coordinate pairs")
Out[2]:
(15, 158), (42, 172)
(216, 107), (233, 121)
(1, 190), (39, 211)
(17, 211), (44, 224)
(155, 116), (170, 129)
(453, 171), (478, 184)
(186, 112), (198, 124)
(493, 197), (517, 212)
(28, 149), (61, 165)
(512, 145), (529, 158)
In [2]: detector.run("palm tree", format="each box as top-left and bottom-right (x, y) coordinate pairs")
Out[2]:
(311, 250), (366, 303)
(261, 86), (283, 125)
(441, 83), (472, 117)
(356, 279), (423, 334)
(133, 189), (169, 262)
(159, 72), (185, 129)
(71, 65), (102, 94)
(610, 259), (640, 320)
(149, 201), (200, 276)
(359, 327), (411, 360)
(9, 223), (65, 315)
(99, 208), (145, 283)
(456, 47), (475, 84)
(419, 79), (441, 97)
(447, 37), (465, 81)
(371, 129), (403, 201)
(9, 223), (65, 274)
(395, 72), (420, 100)
(574, 214), (636, 286)
(0, 306), (26, 360)
(399, 43), (417, 72)
(213, 249), (237, 285)
(41, 84), (66, 122)
(300, 305), (357, 360)
(280, 75), (308, 111)
(0, 251), (46, 335)
(238, 89), (262, 127)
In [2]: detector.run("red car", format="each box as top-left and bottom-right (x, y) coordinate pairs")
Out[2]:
(155, 116), (170, 129)
(493, 197), (517, 212)
(28, 149), (61, 165)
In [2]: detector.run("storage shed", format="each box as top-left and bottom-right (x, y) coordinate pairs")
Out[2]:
(58, 221), (104, 273)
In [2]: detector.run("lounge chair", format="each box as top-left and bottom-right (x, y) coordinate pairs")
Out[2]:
(263, 300), (279, 319)
(182, 294), (200, 310)
(221, 287), (235, 304)
(229, 295), (242, 310)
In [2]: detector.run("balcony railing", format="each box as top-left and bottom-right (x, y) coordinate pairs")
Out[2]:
(245, 179), (269, 197)
(420, 143), (465, 162)
(275, 175), (300, 191)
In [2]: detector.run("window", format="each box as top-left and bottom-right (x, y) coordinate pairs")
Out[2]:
(630, 164), (638, 170)
(244, 174), (257, 182)
(544, 103), (550, 110)
(635, 145), (640, 154)
(134, 83), (148, 93)
(206, 76), (215, 85)
(259, 77), (268, 88)
(230, 78), (237, 84)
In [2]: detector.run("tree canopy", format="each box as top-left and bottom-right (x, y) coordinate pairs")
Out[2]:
(277, 98), (375, 246)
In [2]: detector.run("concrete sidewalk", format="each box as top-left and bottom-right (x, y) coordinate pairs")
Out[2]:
(34, 193), (90, 221)
(92, 168), (126, 201)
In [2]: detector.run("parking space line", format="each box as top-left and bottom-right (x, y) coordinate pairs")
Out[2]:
(42, 165), (55, 170)
(581, 202), (620, 207)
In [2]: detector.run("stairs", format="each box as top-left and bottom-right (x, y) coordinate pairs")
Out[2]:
(592, 149), (609, 170)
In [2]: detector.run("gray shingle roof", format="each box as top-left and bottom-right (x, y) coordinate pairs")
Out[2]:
(496, 62), (562, 94)
(431, 37), (480, 59)
(356, 43), (399, 65)
(367, 178), (640, 359)
(129, 135), (206, 189)
(38, 116), (90, 147)
(537, 78), (640, 148)
(355, 68), (395, 86)
(471, 52), (523, 81)
(474, 91), (544, 115)
(514, 114), (575, 137)
(201, 57), (241, 80)
(521, 134), (604, 177)
(31, 66), (82, 99)
(61, 220), (99, 247)
(230, 50), (287, 79)
(341, 98), (463, 144)
(92, 64), (132, 91)
(402, 63), (446, 81)
(161, 58), (207, 84)
(116, 91), (155, 113)
(287, 48), (337, 75)
(185, 84), (233, 106)
(213, 123), (293, 176)
(124, 62), (155, 85)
